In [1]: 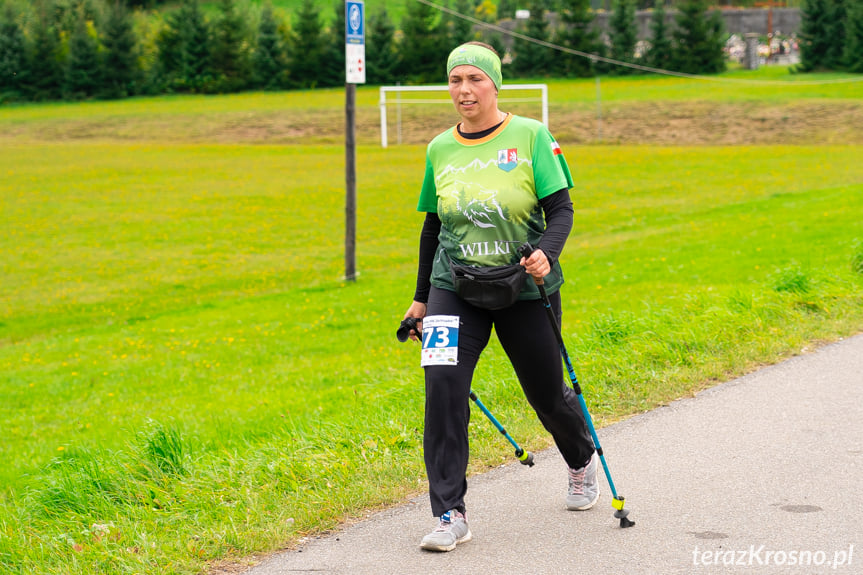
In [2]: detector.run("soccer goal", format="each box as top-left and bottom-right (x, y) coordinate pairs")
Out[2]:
(378, 83), (548, 148)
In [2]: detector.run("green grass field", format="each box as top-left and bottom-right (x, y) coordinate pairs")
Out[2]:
(2, 69), (863, 573)
(2, 69), (860, 147)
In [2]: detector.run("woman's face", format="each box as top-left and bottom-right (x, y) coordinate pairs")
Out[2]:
(448, 65), (498, 125)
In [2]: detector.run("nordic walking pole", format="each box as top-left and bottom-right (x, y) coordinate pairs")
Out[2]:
(396, 318), (535, 467)
(469, 390), (535, 466)
(518, 243), (635, 528)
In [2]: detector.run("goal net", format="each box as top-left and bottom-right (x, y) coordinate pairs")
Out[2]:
(378, 84), (548, 148)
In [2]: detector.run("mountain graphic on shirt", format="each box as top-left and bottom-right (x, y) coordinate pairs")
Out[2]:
(451, 181), (508, 229)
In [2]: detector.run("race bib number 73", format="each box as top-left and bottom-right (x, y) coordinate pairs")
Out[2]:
(420, 315), (459, 367)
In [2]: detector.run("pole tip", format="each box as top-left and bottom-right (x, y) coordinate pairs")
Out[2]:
(517, 450), (535, 467)
(613, 497), (634, 527)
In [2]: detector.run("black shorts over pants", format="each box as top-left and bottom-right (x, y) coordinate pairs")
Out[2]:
(423, 285), (595, 517)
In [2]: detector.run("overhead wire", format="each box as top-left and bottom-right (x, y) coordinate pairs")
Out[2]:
(414, 0), (863, 86)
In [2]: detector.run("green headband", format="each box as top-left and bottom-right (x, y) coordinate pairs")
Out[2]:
(446, 44), (502, 91)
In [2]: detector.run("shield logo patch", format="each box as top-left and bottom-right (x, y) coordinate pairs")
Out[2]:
(497, 148), (517, 172)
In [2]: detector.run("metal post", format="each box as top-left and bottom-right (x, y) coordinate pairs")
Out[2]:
(397, 81), (402, 146)
(541, 84), (548, 128)
(595, 75), (602, 143)
(379, 86), (388, 148)
(345, 83), (357, 282)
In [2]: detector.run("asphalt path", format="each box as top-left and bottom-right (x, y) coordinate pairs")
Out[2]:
(246, 334), (862, 575)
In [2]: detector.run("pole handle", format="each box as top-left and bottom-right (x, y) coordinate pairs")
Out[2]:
(517, 243), (544, 285)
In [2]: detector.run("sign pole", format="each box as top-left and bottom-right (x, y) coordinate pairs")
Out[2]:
(345, 83), (357, 281)
(344, 0), (365, 282)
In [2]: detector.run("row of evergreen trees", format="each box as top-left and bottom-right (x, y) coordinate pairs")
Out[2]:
(0, 0), (303, 100)
(798, 0), (863, 72)
(0, 0), (854, 103)
(514, 0), (725, 77)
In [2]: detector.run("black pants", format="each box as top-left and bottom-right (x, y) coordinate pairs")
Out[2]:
(423, 286), (595, 517)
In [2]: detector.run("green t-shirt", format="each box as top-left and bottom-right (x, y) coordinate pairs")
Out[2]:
(418, 114), (574, 299)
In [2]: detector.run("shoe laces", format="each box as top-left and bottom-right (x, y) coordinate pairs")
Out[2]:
(568, 466), (586, 496)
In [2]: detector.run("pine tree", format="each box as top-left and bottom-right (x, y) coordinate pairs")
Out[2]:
(452, 0), (474, 43)
(398, 0), (440, 82)
(154, 10), (184, 89)
(211, 0), (248, 91)
(512, 0), (552, 77)
(26, 9), (63, 100)
(671, 0), (726, 74)
(434, 0), (453, 47)
(845, 0), (863, 72)
(497, 0), (517, 20)
(609, 0), (638, 72)
(705, 8), (726, 73)
(366, 7), (398, 85)
(288, 0), (323, 88)
(798, 0), (831, 71)
(101, 1), (138, 99)
(0, 4), (27, 98)
(556, 0), (599, 78)
(435, 0), (457, 49)
(646, 1), (673, 71)
(155, 0), (211, 92)
(179, 0), (211, 91)
(318, 0), (346, 88)
(252, 2), (288, 89)
(65, 8), (101, 99)
(826, 0), (848, 69)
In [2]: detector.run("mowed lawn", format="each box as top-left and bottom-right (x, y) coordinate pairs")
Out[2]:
(2, 77), (863, 573)
(2, 68), (861, 147)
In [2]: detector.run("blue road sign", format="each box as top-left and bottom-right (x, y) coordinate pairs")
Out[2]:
(346, 0), (364, 45)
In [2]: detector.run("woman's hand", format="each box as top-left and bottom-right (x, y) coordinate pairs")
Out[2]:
(403, 301), (427, 342)
(520, 248), (550, 280)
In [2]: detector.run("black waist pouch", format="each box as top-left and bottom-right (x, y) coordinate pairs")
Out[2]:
(450, 262), (527, 310)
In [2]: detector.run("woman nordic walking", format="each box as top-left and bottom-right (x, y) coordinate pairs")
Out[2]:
(402, 42), (599, 552)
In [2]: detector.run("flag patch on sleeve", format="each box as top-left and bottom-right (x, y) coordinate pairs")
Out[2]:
(551, 141), (562, 156)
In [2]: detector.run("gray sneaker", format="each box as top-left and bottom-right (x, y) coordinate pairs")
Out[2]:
(566, 451), (600, 510)
(419, 509), (472, 552)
